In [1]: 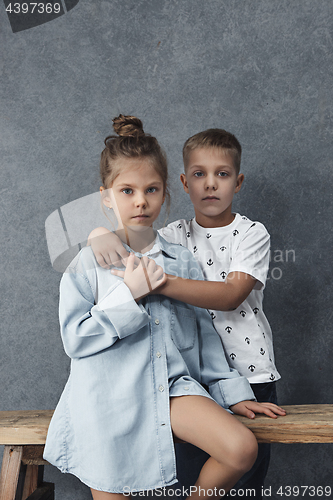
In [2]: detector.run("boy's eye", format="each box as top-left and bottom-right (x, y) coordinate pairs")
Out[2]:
(122, 188), (133, 194)
(193, 172), (204, 177)
(218, 171), (228, 177)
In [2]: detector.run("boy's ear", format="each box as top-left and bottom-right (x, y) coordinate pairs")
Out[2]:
(100, 186), (112, 208)
(234, 173), (244, 193)
(180, 173), (189, 193)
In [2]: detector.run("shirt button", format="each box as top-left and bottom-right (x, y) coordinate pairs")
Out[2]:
(155, 319), (160, 325)
(159, 385), (164, 392)
(184, 386), (189, 391)
(156, 351), (162, 358)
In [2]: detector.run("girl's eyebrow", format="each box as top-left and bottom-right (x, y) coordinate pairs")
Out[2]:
(116, 180), (164, 188)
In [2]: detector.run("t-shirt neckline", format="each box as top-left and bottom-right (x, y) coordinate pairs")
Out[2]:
(192, 213), (241, 236)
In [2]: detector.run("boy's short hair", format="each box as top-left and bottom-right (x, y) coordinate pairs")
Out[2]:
(183, 129), (242, 174)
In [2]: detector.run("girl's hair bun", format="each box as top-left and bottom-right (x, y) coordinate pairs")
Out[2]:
(112, 114), (145, 137)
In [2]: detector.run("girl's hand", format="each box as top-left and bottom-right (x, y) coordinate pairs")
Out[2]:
(87, 228), (129, 269)
(230, 401), (287, 420)
(112, 253), (167, 301)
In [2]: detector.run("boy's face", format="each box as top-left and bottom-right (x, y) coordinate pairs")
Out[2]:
(180, 147), (244, 228)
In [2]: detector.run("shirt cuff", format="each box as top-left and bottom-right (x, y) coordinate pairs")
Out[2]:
(209, 376), (256, 408)
(96, 281), (151, 339)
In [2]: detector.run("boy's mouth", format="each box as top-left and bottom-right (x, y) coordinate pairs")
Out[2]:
(202, 196), (220, 200)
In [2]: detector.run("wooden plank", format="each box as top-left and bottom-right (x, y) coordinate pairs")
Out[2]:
(0, 445), (23, 500)
(1, 405), (333, 446)
(0, 411), (53, 445)
(235, 404), (333, 443)
(22, 446), (48, 465)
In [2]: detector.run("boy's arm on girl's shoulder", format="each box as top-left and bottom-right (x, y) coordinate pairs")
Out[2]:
(87, 227), (130, 268)
(156, 219), (270, 311)
(156, 272), (257, 311)
(86, 222), (185, 269)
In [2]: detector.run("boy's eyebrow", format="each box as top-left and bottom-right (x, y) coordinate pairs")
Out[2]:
(187, 163), (234, 170)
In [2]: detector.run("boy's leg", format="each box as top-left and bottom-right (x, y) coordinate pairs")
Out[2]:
(175, 443), (209, 493)
(170, 395), (258, 500)
(231, 382), (277, 500)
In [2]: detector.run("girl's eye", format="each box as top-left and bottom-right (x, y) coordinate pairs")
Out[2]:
(147, 187), (157, 193)
(122, 188), (133, 194)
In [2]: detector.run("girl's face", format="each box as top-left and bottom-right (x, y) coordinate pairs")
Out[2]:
(101, 158), (165, 231)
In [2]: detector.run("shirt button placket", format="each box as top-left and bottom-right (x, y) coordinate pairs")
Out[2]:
(153, 313), (174, 480)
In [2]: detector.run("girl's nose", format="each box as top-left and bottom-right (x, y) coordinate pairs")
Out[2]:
(135, 192), (147, 207)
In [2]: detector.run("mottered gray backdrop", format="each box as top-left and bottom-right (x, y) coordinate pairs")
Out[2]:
(1, 1), (333, 498)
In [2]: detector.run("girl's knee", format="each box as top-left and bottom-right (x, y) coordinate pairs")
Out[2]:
(233, 429), (258, 474)
(241, 430), (258, 472)
(220, 428), (258, 475)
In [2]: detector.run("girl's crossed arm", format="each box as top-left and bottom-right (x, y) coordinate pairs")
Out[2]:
(59, 249), (165, 359)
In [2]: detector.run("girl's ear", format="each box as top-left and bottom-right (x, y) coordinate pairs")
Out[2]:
(100, 186), (112, 208)
(235, 173), (244, 193)
(180, 173), (189, 193)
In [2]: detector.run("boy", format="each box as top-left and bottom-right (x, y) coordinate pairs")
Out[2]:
(89, 128), (281, 499)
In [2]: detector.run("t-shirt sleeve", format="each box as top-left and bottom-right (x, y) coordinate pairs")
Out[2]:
(158, 221), (186, 246)
(228, 223), (270, 289)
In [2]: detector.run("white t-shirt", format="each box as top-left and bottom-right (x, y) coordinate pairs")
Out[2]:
(159, 214), (281, 384)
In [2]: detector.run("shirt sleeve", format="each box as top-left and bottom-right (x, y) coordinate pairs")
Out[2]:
(182, 251), (255, 407)
(196, 307), (255, 408)
(59, 269), (150, 359)
(228, 223), (270, 289)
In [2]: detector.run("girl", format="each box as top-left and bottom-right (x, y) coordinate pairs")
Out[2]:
(43, 115), (284, 500)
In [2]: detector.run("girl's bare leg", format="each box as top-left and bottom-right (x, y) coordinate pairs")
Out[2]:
(91, 490), (128, 500)
(170, 395), (258, 500)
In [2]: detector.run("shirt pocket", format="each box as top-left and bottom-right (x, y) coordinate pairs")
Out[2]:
(170, 304), (197, 351)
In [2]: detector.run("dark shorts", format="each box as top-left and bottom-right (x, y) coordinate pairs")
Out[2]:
(175, 382), (277, 500)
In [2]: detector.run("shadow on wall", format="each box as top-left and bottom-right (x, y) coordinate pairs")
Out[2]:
(3, 0), (80, 33)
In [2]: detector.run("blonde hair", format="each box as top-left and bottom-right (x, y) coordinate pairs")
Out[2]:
(183, 128), (242, 174)
(100, 115), (170, 212)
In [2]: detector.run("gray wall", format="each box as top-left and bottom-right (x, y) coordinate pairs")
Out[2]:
(1, 1), (333, 498)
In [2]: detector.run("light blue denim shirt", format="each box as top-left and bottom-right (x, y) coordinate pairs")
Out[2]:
(43, 234), (255, 493)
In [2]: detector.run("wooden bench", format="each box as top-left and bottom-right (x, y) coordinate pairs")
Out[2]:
(1, 405), (333, 499)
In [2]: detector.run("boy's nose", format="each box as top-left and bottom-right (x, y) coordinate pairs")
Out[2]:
(205, 175), (218, 190)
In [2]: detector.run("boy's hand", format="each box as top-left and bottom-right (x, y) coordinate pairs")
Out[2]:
(88, 227), (130, 269)
(112, 253), (167, 301)
(230, 401), (286, 420)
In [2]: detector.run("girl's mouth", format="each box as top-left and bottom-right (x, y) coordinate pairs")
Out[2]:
(203, 196), (219, 200)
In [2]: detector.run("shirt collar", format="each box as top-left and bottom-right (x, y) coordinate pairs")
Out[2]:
(122, 231), (177, 260)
